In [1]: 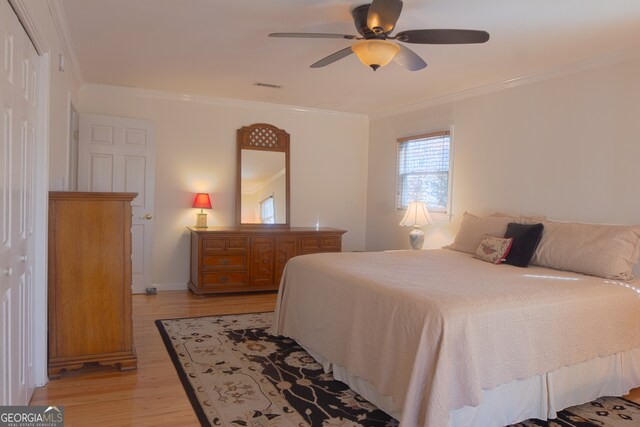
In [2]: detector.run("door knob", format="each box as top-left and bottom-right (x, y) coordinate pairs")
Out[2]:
(20, 255), (28, 263)
(4, 268), (12, 277)
(139, 213), (153, 220)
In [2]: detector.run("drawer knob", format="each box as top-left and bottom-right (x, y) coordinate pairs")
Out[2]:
(219, 259), (230, 265)
(219, 276), (229, 283)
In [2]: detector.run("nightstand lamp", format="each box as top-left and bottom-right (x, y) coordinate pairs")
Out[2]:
(399, 201), (433, 250)
(192, 193), (212, 228)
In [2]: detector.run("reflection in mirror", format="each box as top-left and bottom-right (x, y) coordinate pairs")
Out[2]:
(236, 123), (290, 227)
(240, 150), (286, 224)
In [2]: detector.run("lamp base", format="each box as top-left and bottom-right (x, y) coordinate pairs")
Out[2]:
(408, 227), (425, 250)
(195, 213), (208, 228)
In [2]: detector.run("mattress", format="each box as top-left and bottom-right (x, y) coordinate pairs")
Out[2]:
(271, 249), (640, 427)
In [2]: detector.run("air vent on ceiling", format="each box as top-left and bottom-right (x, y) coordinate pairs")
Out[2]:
(253, 82), (282, 89)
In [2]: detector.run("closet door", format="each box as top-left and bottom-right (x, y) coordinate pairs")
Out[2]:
(0, 0), (39, 405)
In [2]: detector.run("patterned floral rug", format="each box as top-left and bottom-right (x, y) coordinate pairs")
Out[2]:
(155, 312), (640, 427)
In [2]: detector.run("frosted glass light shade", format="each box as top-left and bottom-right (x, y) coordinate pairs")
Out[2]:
(399, 202), (433, 227)
(351, 40), (401, 71)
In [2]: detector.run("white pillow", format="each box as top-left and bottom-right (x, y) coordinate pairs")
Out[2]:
(531, 220), (640, 281)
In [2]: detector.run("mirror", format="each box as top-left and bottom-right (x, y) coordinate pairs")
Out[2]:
(236, 123), (290, 226)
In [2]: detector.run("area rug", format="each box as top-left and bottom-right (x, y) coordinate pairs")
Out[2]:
(156, 312), (640, 427)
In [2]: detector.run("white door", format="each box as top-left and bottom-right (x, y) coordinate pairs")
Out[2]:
(0, 0), (39, 405)
(78, 114), (155, 294)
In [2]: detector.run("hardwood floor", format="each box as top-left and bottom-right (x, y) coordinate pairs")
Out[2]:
(30, 290), (277, 426)
(31, 289), (640, 426)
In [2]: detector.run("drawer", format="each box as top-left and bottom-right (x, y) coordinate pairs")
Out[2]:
(202, 237), (248, 253)
(201, 271), (247, 286)
(320, 236), (340, 250)
(300, 236), (321, 251)
(226, 237), (248, 252)
(202, 254), (246, 269)
(202, 237), (225, 253)
(300, 236), (340, 252)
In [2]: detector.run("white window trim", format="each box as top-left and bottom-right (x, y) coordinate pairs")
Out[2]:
(260, 194), (275, 224)
(395, 125), (455, 221)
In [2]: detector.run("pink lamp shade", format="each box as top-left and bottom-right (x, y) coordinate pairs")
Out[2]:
(192, 193), (212, 209)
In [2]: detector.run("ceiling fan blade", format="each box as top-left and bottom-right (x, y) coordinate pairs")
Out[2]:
(367, 0), (403, 34)
(393, 44), (427, 71)
(310, 47), (354, 68)
(269, 32), (358, 40)
(396, 29), (490, 44)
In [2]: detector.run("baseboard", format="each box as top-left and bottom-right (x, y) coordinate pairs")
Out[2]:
(149, 282), (189, 292)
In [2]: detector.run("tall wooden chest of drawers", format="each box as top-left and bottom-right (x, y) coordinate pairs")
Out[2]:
(48, 192), (138, 377)
(188, 227), (346, 296)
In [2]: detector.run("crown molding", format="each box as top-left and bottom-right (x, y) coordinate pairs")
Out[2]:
(80, 83), (369, 120)
(46, 0), (83, 87)
(9, 0), (48, 54)
(371, 45), (640, 121)
(241, 169), (286, 195)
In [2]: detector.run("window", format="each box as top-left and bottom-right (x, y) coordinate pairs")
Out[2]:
(396, 130), (452, 214)
(260, 195), (275, 224)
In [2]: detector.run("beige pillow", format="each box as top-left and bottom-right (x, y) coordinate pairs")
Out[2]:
(443, 212), (514, 254)
(490, 212), (546, 224)
(531, 220), (640, 281)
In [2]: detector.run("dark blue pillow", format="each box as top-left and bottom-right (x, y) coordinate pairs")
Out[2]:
(504, 223), (544, 267)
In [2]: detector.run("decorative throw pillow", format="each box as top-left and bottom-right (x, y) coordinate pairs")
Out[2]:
(443, 212), (514, 254)
(474, 235), (514, 264)
(531, 220), (640, 281)
(504, 222), (544, 267)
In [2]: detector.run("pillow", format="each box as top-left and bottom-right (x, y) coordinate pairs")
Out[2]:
(503, 223), (544, 267)
(491, 212), (547, 224)
(474, 235), (513, 264)
(531, 220), (640, 281)
(443, 212), (514, 254)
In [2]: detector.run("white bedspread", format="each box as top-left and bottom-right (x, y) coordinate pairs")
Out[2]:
(271, 249), (640, 427)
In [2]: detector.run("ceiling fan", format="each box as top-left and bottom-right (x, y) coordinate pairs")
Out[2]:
(269, 0), (489, 72)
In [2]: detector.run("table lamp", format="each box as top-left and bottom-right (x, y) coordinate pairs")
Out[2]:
(193, 193), (212, 228)
(399, 201), (432, 250)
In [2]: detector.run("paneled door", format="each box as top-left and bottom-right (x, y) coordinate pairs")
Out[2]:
(0, 0), (40, 405)
(78, 114), (155, 294)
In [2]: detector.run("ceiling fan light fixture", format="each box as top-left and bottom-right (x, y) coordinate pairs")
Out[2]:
(351, 39), (400, 71)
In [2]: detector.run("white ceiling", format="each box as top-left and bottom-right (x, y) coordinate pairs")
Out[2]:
(60, 0), (640, 116)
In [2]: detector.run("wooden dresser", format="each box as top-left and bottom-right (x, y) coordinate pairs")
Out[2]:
(48, 192), (138, 377)
(188, 227), (346, 296)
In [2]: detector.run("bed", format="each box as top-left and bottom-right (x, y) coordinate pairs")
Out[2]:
(271, 248), (640, 426)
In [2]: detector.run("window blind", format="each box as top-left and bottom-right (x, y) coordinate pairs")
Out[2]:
(396, 131), (451, 212)
(260, 196), (275, 224)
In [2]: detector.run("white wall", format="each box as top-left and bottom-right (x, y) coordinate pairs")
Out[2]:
(366, 56), (640, 253)
(19, 1), (81, 190)
(79, 86), (369, 288)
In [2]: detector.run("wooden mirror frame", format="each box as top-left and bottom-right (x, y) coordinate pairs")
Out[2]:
(236, 123), (290, 227)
